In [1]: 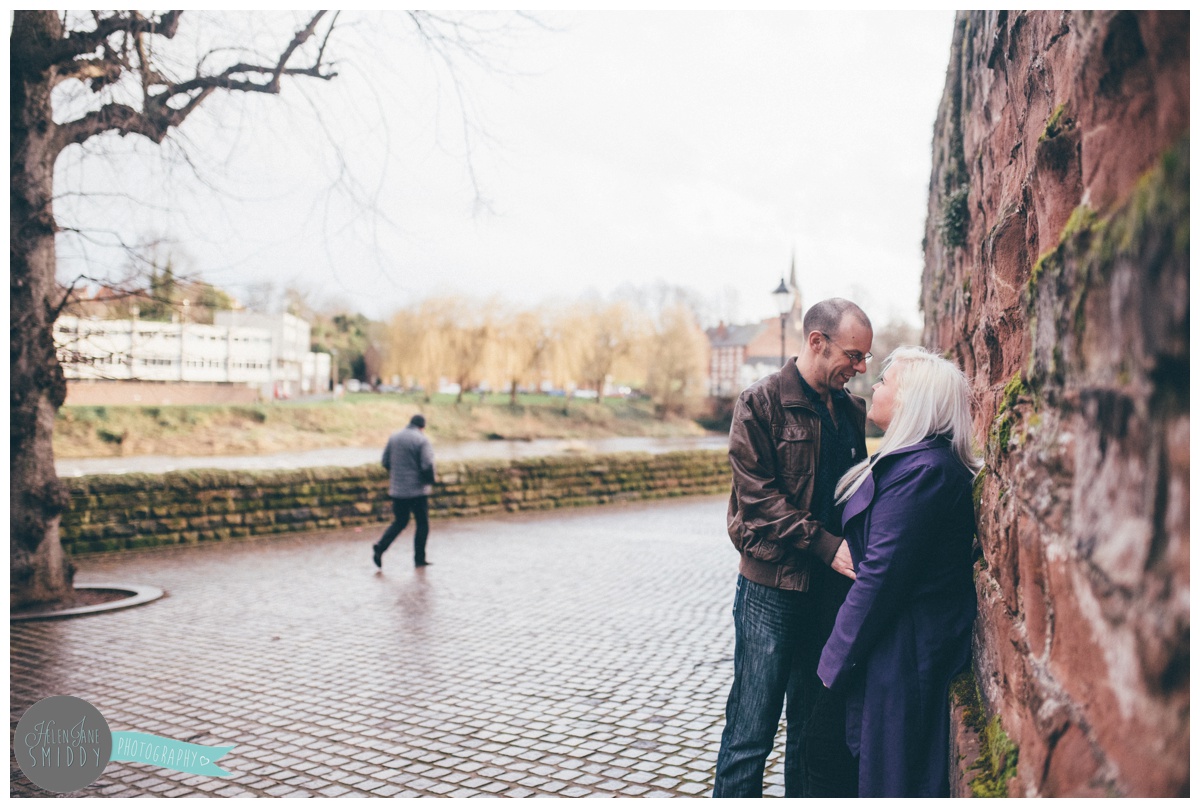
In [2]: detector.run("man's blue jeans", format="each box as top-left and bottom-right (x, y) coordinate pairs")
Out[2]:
(713, 575), (821, 798)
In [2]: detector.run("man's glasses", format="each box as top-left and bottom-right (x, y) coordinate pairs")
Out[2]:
(820, 332), (872, 365)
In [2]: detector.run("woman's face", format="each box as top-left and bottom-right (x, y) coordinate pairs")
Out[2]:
(868, 368), (898, 431)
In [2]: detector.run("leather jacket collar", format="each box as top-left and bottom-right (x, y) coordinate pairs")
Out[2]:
(779, 357), (809, 407)
(782, 355), (853, 414)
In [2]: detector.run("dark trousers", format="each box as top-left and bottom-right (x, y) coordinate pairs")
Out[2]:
(806, 686), (858, 796)
(807, 565), (858, 797)
(374, 496), (429, 564)
(713, 573), (857, 798)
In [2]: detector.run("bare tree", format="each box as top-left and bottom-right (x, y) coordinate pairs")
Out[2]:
(644, 303), (709, 419)
(575, 299), (645, 404)
(444, 299), (495, 405)
(11, 10), (339, 608)
(382, 303), (426, 394)
(389, 294), (496, 404)
(242, 280), (279, 314)
(493, 306), (553, 406)
(413, 297), (457, 400)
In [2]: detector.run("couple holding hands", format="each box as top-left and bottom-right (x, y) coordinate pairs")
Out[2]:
(714, 298), (979, 799)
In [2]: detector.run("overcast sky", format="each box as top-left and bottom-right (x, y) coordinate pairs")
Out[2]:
(53, 10), (957, 329)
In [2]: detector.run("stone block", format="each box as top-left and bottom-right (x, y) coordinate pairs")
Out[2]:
(1041, 721), (1107, 796)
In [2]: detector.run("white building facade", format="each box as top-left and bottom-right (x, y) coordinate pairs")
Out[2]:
(55, 312), (330, 398)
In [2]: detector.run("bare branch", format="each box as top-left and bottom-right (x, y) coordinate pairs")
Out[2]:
(51, 12), (337, 159)
(50, 276), (85, 321)
(52, 57), (123, 87)
(53, 94), (204, 151)
(314, 11), (341, 67)
(162, 12), (334, 99)
(41, 11), (183, 70)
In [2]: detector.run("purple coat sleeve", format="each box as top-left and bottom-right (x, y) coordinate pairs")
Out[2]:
(817, 461), (950, 691)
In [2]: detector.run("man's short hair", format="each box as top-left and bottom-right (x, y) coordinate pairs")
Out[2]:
(409, 414), (426, 429)
(802, 298), (872, 339)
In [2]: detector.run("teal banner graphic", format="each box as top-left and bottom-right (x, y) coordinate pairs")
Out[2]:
(110, 732), (235, 777)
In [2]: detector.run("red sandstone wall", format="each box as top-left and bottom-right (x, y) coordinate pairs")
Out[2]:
(922, 11), (1188, 796)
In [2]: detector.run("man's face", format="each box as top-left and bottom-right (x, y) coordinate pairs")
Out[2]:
(816, 317), (873, 392)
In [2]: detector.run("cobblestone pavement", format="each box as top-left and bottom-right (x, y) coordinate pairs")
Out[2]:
(11, 496), (795, 798)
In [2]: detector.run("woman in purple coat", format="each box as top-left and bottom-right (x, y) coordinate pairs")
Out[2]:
(817, 347), (980, 797)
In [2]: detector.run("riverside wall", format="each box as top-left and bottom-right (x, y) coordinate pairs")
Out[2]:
(60, 450), (731, 555)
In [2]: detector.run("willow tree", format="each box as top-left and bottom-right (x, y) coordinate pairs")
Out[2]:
(10, 11), (338, 607)
(576, 300), (646, 403)
(644, 303), (709, 419)
(486, 305), (553, 406)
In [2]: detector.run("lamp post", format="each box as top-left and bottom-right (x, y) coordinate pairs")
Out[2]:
(771, 277), (794, 367)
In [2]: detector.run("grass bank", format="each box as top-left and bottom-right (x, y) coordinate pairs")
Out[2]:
(54, 393), (712, 458)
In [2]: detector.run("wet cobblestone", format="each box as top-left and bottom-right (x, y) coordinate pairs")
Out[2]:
(11, 496), (792, 797)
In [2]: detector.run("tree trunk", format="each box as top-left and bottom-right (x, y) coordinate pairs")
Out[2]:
(10, 11), (75, 608)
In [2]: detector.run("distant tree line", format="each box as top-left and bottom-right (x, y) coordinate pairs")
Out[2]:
(63, 258), (917, 423)
(380, 292), (710, 418)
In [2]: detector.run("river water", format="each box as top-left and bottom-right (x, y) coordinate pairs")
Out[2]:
(56, 435), (730, 477)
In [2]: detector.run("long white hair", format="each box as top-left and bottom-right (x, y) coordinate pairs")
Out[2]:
(836, 346), (981, 504)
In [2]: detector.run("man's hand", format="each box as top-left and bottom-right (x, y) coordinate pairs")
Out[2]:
(831, 541), (856, 580)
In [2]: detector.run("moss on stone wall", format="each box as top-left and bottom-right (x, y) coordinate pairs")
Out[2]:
(1102, 138), (1188, 258)
(939, 185), (971, 249)
(950, 669), (986, 733)
(971, 466), (990, 512)
(1027, 136), (1189, 392)
(60, 450), (732, 555)
(988, 372), (1028, 456)
(1038, 102), (1070, 143)
(951, 666), (1019, 797)
(970, 716), (1020, 797)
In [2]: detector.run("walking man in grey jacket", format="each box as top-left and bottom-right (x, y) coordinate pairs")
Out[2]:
(373, 413), (436, 568)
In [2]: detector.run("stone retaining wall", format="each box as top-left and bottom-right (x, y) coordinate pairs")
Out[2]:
(60, 450), (731, 555)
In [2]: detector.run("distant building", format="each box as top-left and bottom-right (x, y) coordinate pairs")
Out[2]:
(706, 261), (805, 397)
(54, 311), (331, 402)
(213, 311), (317, 397)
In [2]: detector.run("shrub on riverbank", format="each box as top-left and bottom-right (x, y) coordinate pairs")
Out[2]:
(54, 393), (711, 458)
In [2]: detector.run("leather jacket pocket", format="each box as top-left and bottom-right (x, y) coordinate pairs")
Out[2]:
(744, 532), (786, 563)
(777, 425), (816, 477)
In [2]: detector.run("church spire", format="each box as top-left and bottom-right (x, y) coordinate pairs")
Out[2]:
(788, 248), (802, 315)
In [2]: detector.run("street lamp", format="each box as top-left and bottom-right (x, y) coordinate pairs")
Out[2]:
(771, 277), (794, 367)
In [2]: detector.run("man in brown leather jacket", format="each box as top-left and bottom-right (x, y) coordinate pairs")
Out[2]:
(714, 298), (872, 798)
